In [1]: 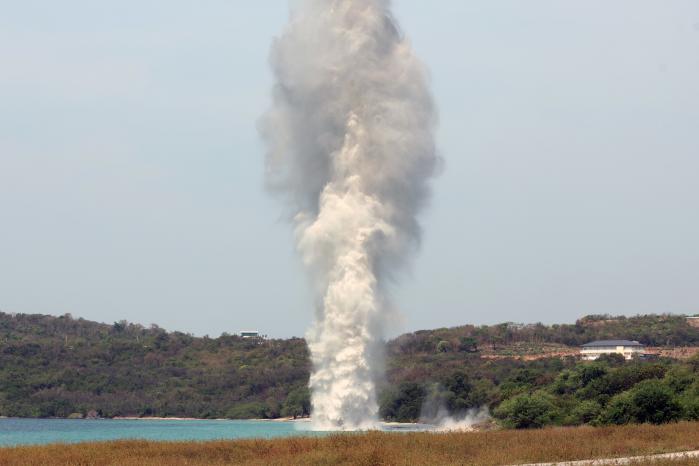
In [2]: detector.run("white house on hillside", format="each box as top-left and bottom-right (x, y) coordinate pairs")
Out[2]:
(580, 340), (645, 360)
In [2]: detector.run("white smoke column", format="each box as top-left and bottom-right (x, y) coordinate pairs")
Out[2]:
(260, 0), (438, 430)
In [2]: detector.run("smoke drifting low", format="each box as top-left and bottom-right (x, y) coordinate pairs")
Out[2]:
(420, 385), (491, 431)
(260, 0), (438, 430)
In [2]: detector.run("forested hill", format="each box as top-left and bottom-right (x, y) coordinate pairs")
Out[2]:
(0, 312), (310, 419)
(391, 314), (699, 357)
(1, 312), (698, 424)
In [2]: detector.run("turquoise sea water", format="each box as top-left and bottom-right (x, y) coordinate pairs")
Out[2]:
(0, 418), (321, 447)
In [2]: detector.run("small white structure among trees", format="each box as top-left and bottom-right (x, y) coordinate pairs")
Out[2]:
(580, 340), (645, 360)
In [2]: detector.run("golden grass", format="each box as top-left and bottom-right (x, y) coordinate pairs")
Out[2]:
(632, 461), (699, 466)
(1, 422), (698, 466)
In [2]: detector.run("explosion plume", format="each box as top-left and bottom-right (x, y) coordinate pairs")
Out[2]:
(260, 0), (438, 430)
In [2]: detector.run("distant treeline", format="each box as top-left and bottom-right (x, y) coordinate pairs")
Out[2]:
(1, 312), (698, 428)
(391, 314), (699, 356)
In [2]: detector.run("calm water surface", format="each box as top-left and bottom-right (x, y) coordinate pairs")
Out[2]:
(0, 418), (321, 446)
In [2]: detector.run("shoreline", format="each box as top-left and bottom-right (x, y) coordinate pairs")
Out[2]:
(1, 416), (311, 422)
(111, 416), (218, 421)
(114, 416), (309, 422)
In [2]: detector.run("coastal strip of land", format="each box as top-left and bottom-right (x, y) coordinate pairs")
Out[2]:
(1, 421), (698, 465)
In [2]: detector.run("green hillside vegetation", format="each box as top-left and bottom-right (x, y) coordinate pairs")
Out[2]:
(0, 313), (310, 419)
(1, 311), (698, 429)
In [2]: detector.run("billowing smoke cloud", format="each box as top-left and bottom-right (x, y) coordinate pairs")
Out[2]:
(260, 0), (438, 430)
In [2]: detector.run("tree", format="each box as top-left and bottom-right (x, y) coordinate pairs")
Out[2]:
(629, 380), (682, 424)
(664, 366), (695, 394)
(601, 381), (682, 425)
(225, 402), (267, 419)
(596, 353), (626, 366)
(436, 341), (452, 353)
(458, 337), (478, 353)
(579, 363), (607, 387)
(112, 321), (126, 333)
(281, 386), (310, 419)
(379, 383), (426, 422)
(494, 392), (557, 429)
(568, 400), (601, 425)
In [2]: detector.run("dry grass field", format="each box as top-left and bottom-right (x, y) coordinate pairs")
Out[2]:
(1, 422), (698, 466)
(631, 461), (699, 466)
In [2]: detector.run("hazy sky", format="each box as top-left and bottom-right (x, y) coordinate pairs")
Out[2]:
(1, 1), (698, 338)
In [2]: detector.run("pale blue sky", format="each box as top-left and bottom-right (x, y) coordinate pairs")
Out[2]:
(1, 1), (698, 337)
